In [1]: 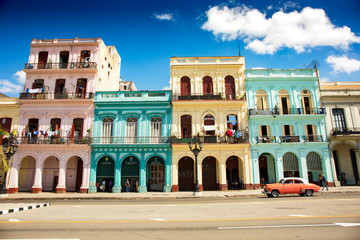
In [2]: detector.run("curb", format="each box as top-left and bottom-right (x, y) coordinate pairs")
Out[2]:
(0, 203), (50, 215)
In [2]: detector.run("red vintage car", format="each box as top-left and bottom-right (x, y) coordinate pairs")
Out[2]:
(263, 177), (321, 197)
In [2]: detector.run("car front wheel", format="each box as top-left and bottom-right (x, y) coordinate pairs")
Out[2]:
(271, 190), (280, 198)
(305, 189), (313, 196)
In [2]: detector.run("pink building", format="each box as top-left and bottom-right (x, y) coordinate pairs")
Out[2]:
(8, 38), (121, 193)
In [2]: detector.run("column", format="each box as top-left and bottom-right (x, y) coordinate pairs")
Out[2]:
(138, 157), (147, 192)
(56, 161), (67, 193)
(172, 161), (179, 192)
(7, 155), (20, 193)
(88, 154), (97, 193)
(354, 150), (360, 185)
(322, 150), (334, 185)
(329, 150), (340, 187)
(112, 156), (121, 193)
(251, 151), (260, 189)
(80, 162), (90, 193)
(197, 156), (203, 191)
(298, 150), (308, 181)
(32, 161), (43, 193)
(275, 150), (284, 182)
(219, 164), (227, 191)
(163, 161), (172, 192)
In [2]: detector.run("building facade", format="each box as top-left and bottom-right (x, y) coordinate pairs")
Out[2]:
(0, 93), (21, 187)
(246, 69), (333, 188)
(7, 38), (121, 193)
(321, 82), (360, 186)
(170, 56), (251, 191)
(89, 90), (172, 193)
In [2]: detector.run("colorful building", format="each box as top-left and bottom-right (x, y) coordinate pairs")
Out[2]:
(7, 37), (121, 193)
(321, 82), (360, 186)
(246, 69), (333, 188)
(89, 90), (172, 193)
(170, 56), (252, 191)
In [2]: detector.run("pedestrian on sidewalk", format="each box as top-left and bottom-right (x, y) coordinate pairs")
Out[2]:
(321, 174), (329, 191)
(125, 179), (130, 192)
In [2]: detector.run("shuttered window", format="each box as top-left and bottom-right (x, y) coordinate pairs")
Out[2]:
(306, 152), (322, 171)
(283, 152), (299, 171)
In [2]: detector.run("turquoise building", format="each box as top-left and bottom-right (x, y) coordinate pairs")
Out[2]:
(245, 69), (334, 188)
(89, 90), (172, 193)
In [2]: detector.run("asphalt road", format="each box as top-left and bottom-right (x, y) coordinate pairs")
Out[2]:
(1, 193), (359, 240)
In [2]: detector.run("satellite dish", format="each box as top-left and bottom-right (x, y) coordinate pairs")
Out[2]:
(306, 60), (320, 69)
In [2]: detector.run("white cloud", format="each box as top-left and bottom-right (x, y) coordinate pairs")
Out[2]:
(320, 77), (330, 82)
(326, 55), (360, 74)
(201, 5), (360, 54)
(153, 13), (174, 21)
(14, 71), (26, 84)
(0, 79), (23, 94)
(162, 85), (170, 90)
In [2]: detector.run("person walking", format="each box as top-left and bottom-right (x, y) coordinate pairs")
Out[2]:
(125, 179), (130, 192)
(321, 174), (329, 191)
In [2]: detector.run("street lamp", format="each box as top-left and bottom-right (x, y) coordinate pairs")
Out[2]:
(188, 134), (203, 196)
(1, 134), (18, 195)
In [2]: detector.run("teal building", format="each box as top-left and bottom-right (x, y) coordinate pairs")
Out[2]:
(89, 91), (172, 193)
(246, 69), (334, 188)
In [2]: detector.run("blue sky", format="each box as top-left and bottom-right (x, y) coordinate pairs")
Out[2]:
(1, 0), (360, 97)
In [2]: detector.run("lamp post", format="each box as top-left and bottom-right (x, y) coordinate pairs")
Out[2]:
(1, 133), (18, 195)
(188, 134), (203, 196)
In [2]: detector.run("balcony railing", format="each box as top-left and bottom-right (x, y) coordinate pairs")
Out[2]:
(172, 94), (223, 101)
(256, 136), (277, 143)
(279, 136), (300, 143)
(19, 92), (94, 100)
(303, 135), (324, 142)
(91, 137), (170, 144)
(16, 136), (90, 145)
(24, 62), (97, 70)
(331, 128), (360, 136)
(249, 108), (326, 116)
(170, 136), (249, 144)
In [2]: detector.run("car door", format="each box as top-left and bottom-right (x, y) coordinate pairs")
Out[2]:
(283, 179), (295, 193)
(294, 179), (304, 193)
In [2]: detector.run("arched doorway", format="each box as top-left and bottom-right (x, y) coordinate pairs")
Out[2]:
(147, 156), (165, 192)
(66, 156), (83, 192)
(121, 156), (139, 192)
(333, 143), (359, 185)
(18, 156), (36, 192)
(180, 76), (191, 96)
(96, 156), (114, 192)
(226, 156), (241, 190)
(259, 153), (276, 185)
(42, 156), (60, 192)
(306, 152), (323, 185)
(202, 156), (217, 190)
(203, 76), (213, 95)
(225, 75), (235, 100)
(178, 157), (194, 191)
(283, 152), (300, 177)
(181, 115), (192, 139)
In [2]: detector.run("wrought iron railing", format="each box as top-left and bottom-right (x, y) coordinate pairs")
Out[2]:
(279, 136), (300, 143)
(16, 136), (90, 145)
(91, 137), (170, 144)
(24, 62), (97, 70)
(170, 136), (249, 144)
(303, 135), (324, 142)
(331, 128), (360, 136)
(19, 92), (94, 100)
(172, 94), (223, 100)
(249, 108), (326, 116)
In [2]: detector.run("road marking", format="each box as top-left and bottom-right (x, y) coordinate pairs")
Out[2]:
(166, 205), (176, 207)
(73, 206), (82, 208)
(8, 219), (21, 222)
(218, 222), (360, 230)
(0, 214), (359, 224)
(250, 202), (263, 204)
(289, 214), (312, 217)
(0, 239), (80, 240)
(149, 218), (167, 221)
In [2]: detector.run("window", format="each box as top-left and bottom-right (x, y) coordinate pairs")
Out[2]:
(180, 76), (191, 96)
(227, 115), (238, 131)
(202, 76), (213, 96)
(181, 115), (192, 138)
(55, 79), (66, 99)
(150, 118), (162, 143)
(204, 115), (215, 136)
(305, 125), (317, 142)
(0, 118), (12, 132)
(38, 51), (48, 69)
(332, 108), (346, 132)
(225, 75), (235, 100)
(256, 90), (268, 110)
(102, 118), (113, 143)
(28, 118), (39, 132)
(278, 89), (290, 114)
(32, 79), (44, 89)
(126, 118), (137, 144)
(284, 179), (293, 184)
(59, 51), (69, 69)
(294, 179), (303, 184)
(50, 118), (61, 131)
(301, 89), (312, 114)
(76, 79), (87, 98)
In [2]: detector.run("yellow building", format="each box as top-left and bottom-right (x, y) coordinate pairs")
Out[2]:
(170, 56), (251, 191)
(0, 93), (20, 188)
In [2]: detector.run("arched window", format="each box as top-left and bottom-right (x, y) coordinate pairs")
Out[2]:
(151, 117), (162, 143)
(126, 118), (137, 144)
(256, 90), (268, 110)
(225, 75), (235, 99)
(50, 118), (61, 132)
(283, 152), (299, 177)
(226, 115), (238, 131)
(278, 89), (290, 114)
(300, 89), (313, 114)
(181, 115), (192, 138)
(306, 152), (323, 183)
(180, 76), (191, 96)
(203, 76), (213, 96)
(102, 118), (113, 143)
(204, 115), (216, 140)
(305, 124), (317, 142)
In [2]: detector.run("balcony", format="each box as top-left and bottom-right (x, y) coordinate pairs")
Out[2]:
(279, 136), (300, 143)
(303, 135), (324, 142)
(24, 62), (97, 70)
(248, 107), (326, 116)
(170, 135), (249, 144)
(172, 94), (223, 101)
(256, 136), (277, 143)
(331, 128), (360, 136)
(91, 137), (170, 145)
(19, 92), (94, 100)
(16, 136), (90, 145)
